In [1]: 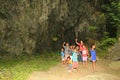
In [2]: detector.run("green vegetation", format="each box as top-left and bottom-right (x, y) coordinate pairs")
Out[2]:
(96, 0), (120, 58)
(96, 38), (117, 58)
(101, 0), (120, 38)
(0, 52), (60, 80)
(0, 0), (120, 79)
(98, 38), (116, 50)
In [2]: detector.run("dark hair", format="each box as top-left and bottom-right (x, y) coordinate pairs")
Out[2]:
(67, 56), (71, 59)
(61, 47), (64, 50)
(91, 43), (95, 48)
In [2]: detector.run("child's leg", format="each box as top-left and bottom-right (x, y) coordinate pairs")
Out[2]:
(76, 62), (79, 72)
(83, 57), (87, 68)
(78, 55), (80, 62)
(80, 55), (83, 65)
(85, 57), (88, 68)
(68, 64), (72, 72)
(82, 57), (85, 67)
(85, 61), (88, 68)
(61, 57), (65, 64)
(62, 60), (65, 64)
(82, 61), (85, 67)
(92, 61), (96, 72)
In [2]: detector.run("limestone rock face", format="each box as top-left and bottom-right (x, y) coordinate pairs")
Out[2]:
(0, 0), (105, 55)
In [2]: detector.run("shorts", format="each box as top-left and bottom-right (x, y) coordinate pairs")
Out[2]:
(91, 57), (96, 61)
(72, 62), (78, 68)
(77, 55), (83, 62)
(82, 57), (88, 61)
(92, 60), (96, 62)
(61, 56), (64, 61)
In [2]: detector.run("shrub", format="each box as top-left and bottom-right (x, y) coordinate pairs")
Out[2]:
(99, 38), (116, 50)
(96, 47), (106, 58)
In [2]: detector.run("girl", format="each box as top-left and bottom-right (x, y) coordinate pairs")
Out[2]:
(90, 43), (97, 72)
(82, 45), (89, 68)
(72, 47), (78, 72)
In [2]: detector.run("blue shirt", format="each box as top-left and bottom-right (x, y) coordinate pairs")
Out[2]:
(90, 49), (96, 60)
(60, 51), (64, 57)
(72, 52), (78, 62)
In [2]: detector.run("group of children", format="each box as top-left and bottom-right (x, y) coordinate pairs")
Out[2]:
(60, 39), (97, 72)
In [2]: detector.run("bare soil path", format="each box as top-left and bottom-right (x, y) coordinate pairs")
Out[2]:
(28, 59), (120, 80)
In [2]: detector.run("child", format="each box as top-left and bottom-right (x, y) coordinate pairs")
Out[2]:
(60, 48), (65, 64)
(67, 56), (73, 72)
(63, 42), (70, 61)
(75, 38), (84, 52)
(90, 43), (97, 72)
(76, 46), (82, 63)
(72, 47), (78, 72)
(75, 39), (83, 63)
(82, 45), (89, 68)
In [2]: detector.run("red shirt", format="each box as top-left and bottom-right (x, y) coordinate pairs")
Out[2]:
(82, 48), (88, 57)
(78, 43), (83, 51)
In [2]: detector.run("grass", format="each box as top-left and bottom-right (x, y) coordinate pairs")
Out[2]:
(0, 52), (60, 80)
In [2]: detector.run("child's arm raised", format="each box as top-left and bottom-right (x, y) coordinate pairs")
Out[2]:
(63, 42), (66, 47)
(75, 38), (79, 45)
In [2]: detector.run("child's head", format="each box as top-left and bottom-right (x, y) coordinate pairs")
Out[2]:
(67, 56), (71, 60)
(76, 46), (79, 51)
(83, 45), (86, 49)
(73, 46), (77, 52)
(66, 42), (69, 46)
(61, 47), (64, 51)
(80, 40), (83, 45)
(91, 43), (95, 49)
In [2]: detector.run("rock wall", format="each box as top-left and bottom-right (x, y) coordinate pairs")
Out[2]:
(0, 0), (105, 55)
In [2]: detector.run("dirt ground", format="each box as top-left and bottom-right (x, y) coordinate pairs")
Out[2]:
(28, 60), (120, 80)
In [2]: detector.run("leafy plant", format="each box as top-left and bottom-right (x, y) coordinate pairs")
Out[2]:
(99, 38), (116, 50)
(102, 1), (120, 38)
(96, 38), (116, 58)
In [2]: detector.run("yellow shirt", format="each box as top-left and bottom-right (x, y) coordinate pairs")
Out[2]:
(69, 60), (72, 64)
